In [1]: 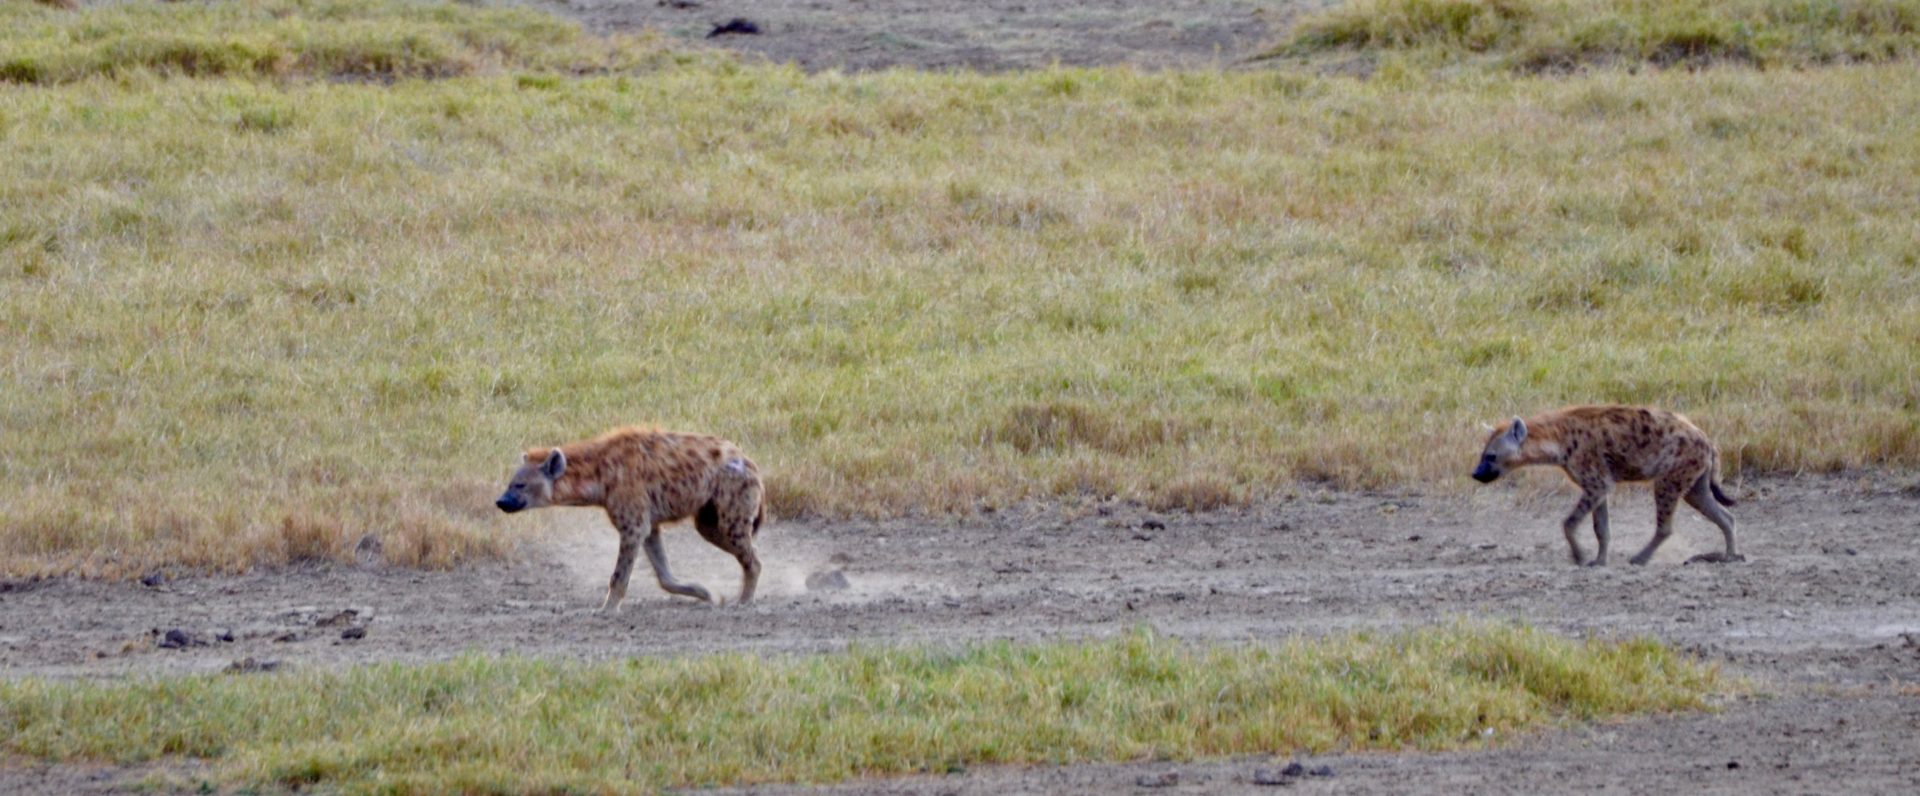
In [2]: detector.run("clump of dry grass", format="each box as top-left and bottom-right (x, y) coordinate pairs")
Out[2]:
(0, 625), (1726, 793)
(3, 2), (1918, 577)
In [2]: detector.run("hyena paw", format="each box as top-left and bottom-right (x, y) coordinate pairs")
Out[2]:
(1584, 558), (1608, 568)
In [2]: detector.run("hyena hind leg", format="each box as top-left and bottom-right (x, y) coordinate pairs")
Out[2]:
(1684, 475), (1743, 563)
(1629, 479), (1686, 566)
(696, 499), (762, 604)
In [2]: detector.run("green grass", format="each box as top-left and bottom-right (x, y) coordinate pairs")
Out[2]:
(0, 626), (1725, 793)
(1277, 0), (1920, 69)
(2, 2), (1918, 576)
(0, 0), (713, 85)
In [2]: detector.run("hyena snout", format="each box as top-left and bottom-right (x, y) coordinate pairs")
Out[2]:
(495, 493), (527, 513)
(1471, 455), (1502, 483)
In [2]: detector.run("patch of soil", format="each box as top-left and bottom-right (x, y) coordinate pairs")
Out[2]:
(528, 0), (1301, 72)
(4, 474), (1920, 793)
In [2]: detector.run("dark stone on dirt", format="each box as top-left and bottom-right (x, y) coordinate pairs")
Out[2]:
(139, 572), (166, 588)
(1407, 534), (1423, 542)
(340, 626), (367, 641)
(1685, 552), (1748, 565)
(1308, 765), (1335, 777)
(658, 0), (700, 7)
(157, 629), (199, 649)
(1135, 771), (1179, 788)
(806, 570), (851, 592)
(1251, 768), (1295, 786)
(1141, 519), (1166, 531)
(1131, 533), (1154, 542)
(1727, 760), (1741, 770)
(215, 629), (235, 643)
(708, 17), (761, 37)
(1279, 762), (1306, 778)
(224, 657), (281, 674)
(0, 577), (44, 594)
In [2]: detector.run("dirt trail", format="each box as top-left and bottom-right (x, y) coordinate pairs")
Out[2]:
(529, 0), (1298, 72)
(4, 475), (1919, 793)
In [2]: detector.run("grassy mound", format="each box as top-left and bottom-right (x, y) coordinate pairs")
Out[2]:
(1277, 0), (1920, 69)
(0, 625), (1725, 792)
(0, 0), (711, 85)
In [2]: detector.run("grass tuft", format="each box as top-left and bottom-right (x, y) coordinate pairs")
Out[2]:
(0, 625), (1725, 793)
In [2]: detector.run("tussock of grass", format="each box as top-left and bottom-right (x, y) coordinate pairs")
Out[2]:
(0, 626), (1724, 792)
(0, 0), (712, 85)
(3, 3), (1920, 576)
(1279, 0), (1920, 69)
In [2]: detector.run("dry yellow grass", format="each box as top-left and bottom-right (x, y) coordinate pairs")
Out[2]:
(2, 1), (1918, 576)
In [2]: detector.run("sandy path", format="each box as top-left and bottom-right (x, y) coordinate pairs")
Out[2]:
(4, 475), (1918, 792)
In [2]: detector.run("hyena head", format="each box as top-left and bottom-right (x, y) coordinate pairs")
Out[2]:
(495, 448), (566, 513)
(1472, 417), (1527, 483)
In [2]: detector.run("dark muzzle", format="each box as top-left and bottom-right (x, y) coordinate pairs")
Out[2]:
(495, 495), (525, 513)
(1471, 462), (1500, 483)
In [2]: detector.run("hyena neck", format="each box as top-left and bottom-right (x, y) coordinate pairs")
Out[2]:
(549, 444), (607, 506)
(1516, 420), (1568, 467)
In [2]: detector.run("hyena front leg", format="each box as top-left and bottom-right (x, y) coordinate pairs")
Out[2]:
(1630, 478), (1686, 565)
(602, 515), (646, 614)
(644, 526), (714, 603)
(1589, 500), (1611, 567)
(1561, 483), (1609, 566)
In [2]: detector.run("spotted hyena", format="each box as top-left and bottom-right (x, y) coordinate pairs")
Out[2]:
(495, 427), (765, 611)
(1471, 405), (1740, 566)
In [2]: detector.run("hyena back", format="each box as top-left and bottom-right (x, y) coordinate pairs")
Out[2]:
(496, 427), (765, 611)
(1471, 405), (1739, 566)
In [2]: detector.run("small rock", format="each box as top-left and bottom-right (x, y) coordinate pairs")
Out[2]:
(215, 629), (235, 643)
(1727, 760), (1741, 770)
(139, 572), (166, 588)
(340, 626), (367, 641)
(1407, 534), (1423, 542)
(1308, 765), (1335, 778)
(707, 17), (761, 37)
(157, 629), (199, 649)
(1141, 519), (1166, 531)
(658, 0), (700, 7)
(806, 570), (851, 592)
(1135, 771), (1179, 788)
(224, 657), (281, 674)
(1132, 533), (1154, 542)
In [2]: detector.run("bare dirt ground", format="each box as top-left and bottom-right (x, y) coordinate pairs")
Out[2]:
(5, 474), (1919, 793)
(528, 0), (1305, 72)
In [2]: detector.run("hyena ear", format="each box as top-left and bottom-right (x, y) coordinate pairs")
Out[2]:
(1508, 417), (1528, 443)
(542, 448), (567, 480)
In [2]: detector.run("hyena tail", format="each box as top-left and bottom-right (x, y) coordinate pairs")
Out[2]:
(1709, 478), (1736, 507)
(752, 502), (766, 536)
